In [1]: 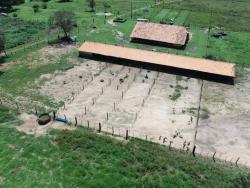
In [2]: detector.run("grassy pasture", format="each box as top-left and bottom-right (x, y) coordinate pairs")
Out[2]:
(0, 1), (250, 187)
(0, 17), (46, 49)
(1, 0), (249, 112)
(1, 0), (248, 67)
(0, 124), (249, 188)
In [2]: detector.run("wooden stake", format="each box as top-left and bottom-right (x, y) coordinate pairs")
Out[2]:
(126, 130), (129, 140)
(98, 123), (101, 133)
(192, 145), (196, 157)
(75, 117), (77, 127)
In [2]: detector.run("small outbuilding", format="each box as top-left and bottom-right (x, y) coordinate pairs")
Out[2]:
(130, 22), (189, 48)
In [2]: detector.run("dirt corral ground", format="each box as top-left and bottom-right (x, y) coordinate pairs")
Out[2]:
(37, 59), (250, 166)
(16, 113), (75, 137)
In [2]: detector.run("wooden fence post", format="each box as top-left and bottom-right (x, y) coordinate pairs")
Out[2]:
(75, 117), (77, 127)
(53, 111), (56, 120)
(87, 120), (90, 128)
(213, 152), (216, 162)
(98, 123), (102, 133)
(192, 145), (196, 157)
(169, 141), (173, 149)
(236, 157), (240, 167)
(126, 130), (129, 140)
(163, 137), (167, 143)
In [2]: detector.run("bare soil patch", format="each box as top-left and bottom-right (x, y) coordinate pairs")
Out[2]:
(16, 113), (74, 137)
(35, 57), (250, 166)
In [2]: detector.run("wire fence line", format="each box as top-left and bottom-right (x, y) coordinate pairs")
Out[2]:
(48, 68), (249, 169)
(52, 114), (248, 169)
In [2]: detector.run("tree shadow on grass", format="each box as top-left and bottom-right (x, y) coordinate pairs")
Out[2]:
(0, 56), (6, 65)
(0, 7), (19, 13)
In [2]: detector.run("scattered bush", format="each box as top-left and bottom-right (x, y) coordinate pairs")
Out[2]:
(42, 3), (47, 9)
(33, 4), (40, 13)
(0, 17), (46, 49)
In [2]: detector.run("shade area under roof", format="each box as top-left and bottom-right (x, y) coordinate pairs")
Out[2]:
(79, 42), (235, 79)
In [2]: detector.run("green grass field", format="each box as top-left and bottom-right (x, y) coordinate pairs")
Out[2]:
(1, 0), (249, 67)
(0, 124), (249, 188)
(1, 1), (250, 187)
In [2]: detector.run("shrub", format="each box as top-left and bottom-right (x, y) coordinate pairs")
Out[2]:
(42, 3), (47, 9)
(33, 4), (40, 13)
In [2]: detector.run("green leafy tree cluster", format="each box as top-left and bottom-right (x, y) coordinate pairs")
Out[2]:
(49, 10), (76, 38)
(0, 0), (24, 10)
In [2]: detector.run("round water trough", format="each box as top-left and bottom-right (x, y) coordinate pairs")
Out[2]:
(38, 113), (51, 125)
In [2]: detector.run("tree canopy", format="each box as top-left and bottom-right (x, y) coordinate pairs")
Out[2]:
(0, 0), (24, 11)
(49, 10), (76, 38)
(0, 34), (6, 56)
(86, 0), (96, 12)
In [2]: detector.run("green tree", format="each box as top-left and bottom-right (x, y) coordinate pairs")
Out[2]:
(0, 0), (24, 11)
(0, 34), (6, 56)
(87, 0), (96, 12)
(33, 4), (40, 13)
(103, 2), (111, 13)
(49, 10), (76, 38)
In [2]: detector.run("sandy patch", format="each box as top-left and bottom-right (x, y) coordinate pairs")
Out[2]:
(196, 69), (250, 166)
(0, 176), (5, 185)
(39, 60), (106, 103)
(37, 58), (250, 167)
(107, 19), (116, 26)
(16, 113), (75, 137)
